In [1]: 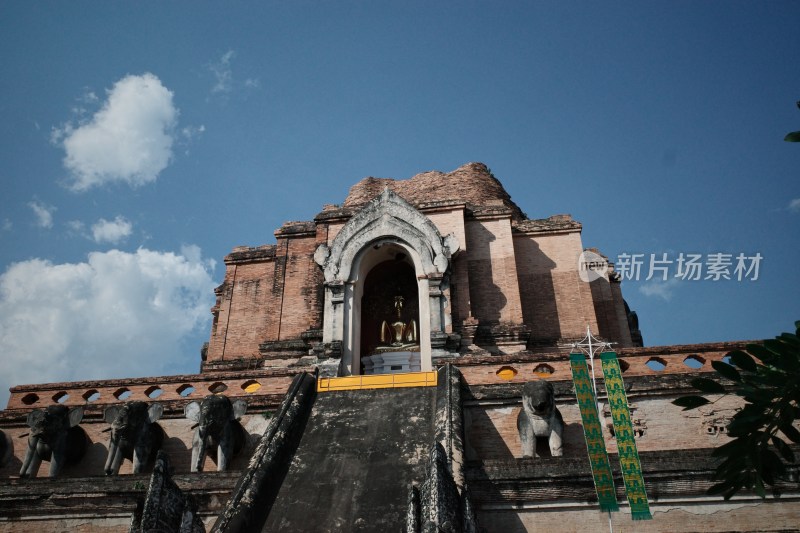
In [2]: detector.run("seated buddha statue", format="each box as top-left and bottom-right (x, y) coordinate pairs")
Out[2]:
(377, 295), (418, 351)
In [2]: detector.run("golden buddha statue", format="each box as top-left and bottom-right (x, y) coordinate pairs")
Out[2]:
(378, 295), (418, 350)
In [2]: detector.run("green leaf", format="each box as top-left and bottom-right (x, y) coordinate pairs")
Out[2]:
(778, 333), (800, 348)
(766, 337), (795, 354)
(738, 385), (776, 405)
(672, 395), (710, 410)
(764, 339), (799, 369)
(712, 360), (742, 382)
(729, 350), (758, 372)
(723, 484), (743, 500)
(785, 131), (800, 142)
(712, 437), (749, 457)
(759, 448), (786, 485)
(779, 405), (796, 428)
(689, 377), (726, 394)
(753, 478), (767, 498)
(779, 423), (800, 443)
(751, 368), (788, 387)
(707, 482), (733, 496)
(771, 436), (795, 463)
(728, 415), (764, 437)
(746, 344), (775, 363)
(700, 324), (800, 501)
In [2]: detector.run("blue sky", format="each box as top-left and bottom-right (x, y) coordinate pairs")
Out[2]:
(1, 2), (798, 406)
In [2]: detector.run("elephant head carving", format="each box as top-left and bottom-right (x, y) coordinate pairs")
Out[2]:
(184, 395), (247, 472)
(517, 380), (564, 458)
(103, 401), (164, 475)
(20, 405), (86, 478)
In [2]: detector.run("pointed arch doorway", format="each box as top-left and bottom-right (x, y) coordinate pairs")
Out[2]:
(345, 239), (430, 376)
(314, 189), (460, 377)
(359, 249), (420, 374)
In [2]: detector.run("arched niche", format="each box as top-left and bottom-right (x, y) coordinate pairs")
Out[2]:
(360, 256), (419, 360)
(315, 189), (460, 375)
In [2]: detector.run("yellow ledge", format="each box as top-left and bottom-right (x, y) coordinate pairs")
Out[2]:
(317, 371), (438, 392)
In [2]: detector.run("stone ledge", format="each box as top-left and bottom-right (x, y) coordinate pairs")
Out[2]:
(466, 447), (800, 506)
(224, 245), (276, 264)
(444, 339), (754, 365)
(273, 220), (316, 237)
(0, 470), (241, 519)
(513, 214), (583, 235)
(4, 369), (302, 413)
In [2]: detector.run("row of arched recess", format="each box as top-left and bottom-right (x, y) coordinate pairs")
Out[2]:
(20, 354), (720, 406)
(20, 379), (264, 406)
(493, 354), (714, 381)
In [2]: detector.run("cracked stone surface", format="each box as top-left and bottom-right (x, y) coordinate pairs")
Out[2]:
(262, 386), (436, 532)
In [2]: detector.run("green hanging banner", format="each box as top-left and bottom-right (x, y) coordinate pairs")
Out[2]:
(599, 351), (652, 521)
(569, 353), (619, 513)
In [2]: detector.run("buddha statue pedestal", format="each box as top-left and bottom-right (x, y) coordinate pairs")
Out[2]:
(361, 350), (421, 375)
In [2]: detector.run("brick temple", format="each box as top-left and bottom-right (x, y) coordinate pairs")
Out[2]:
(0, 163), (797, 532)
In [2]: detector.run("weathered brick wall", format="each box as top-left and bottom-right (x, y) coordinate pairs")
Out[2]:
(464, 217), (524, 325)
(205, 262), (235, 361)
(424, 208), (467, 251)
(324, 221), (345, 246)
(590, 275), (618, 343)
(451, 341), (752, 461)
(205, 165), (644, 367)
(205, 166), (637, 363)
(425, 208), (469, 328)
(205, 229), (324, 362)
(273, 233), (323, 341)
(465, 395), (741, 462)
(513, 230), (599, 343)
(449, 254), (472, 329)
(210, 259), (281, 360)
(0, 470), (237, 532)
(587, 251), (635, 347)
(479, 500), (800, 533)
(610, 275), (637, 345)
(342, 162), (526, 221)
(0, 517), (133, 532)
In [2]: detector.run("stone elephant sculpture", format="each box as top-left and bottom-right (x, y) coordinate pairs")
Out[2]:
(103, 401), (164, 475)
(185, 395), (247, 472)
(20, 405), (86, 478)
(517, 380), (564, 458)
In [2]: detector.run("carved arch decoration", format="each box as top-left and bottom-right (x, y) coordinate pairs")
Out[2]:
(314, 189), (460, 375)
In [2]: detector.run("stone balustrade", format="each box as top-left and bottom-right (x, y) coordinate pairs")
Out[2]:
(4, 369), (300, 411)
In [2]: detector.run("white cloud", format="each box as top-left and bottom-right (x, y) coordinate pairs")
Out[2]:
(80, 89), (98, 103)
(789, 198), (800, 212)
(181, 124), (206, 142)
(244, 78), (261, 89)
(54, 73), (178, 191)
(66, 220), (85, 233)
(28, 200), (55, 228)
(639, 277), (680, 301)
(0, 248), (215, 407)
(2, 219), (13, 232)
(91, 216), (133, 244)
(210, 50), (235, 94)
